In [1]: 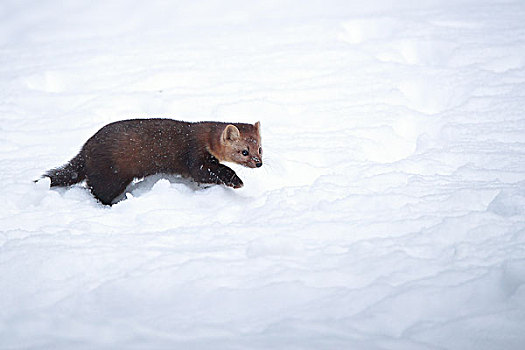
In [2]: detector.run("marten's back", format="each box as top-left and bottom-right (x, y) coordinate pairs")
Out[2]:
(82, 119), (197, 179)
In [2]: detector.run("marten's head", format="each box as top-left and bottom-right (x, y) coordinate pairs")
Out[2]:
(217, 122), (262, 168)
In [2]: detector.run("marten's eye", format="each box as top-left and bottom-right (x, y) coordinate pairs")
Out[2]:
(242, 150), (249, 156)
(259, 147), (262, 155)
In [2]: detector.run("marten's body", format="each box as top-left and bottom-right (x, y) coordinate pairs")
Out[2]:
(44, 119), (262, 205)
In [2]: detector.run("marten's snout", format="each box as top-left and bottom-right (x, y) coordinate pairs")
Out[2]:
(252, 156), (262, 168)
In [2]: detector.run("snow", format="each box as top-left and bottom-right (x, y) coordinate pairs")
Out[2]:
(1, 0), (525, 348)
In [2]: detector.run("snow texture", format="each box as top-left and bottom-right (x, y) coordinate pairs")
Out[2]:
(1, 0), (525, 349)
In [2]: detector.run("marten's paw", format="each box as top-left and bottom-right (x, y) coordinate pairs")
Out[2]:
(226, 174), (244, 189)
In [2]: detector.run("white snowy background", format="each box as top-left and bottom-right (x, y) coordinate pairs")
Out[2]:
(1, 0), (525, 349)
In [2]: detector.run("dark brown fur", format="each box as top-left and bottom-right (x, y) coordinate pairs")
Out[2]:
(44, 119), (262, 205)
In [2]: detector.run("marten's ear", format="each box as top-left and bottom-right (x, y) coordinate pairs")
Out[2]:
(221, 124), (240, 143)
(254, 121), (260, 133)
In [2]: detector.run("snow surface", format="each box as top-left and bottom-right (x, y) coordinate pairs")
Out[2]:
(1, 0), (525, 349)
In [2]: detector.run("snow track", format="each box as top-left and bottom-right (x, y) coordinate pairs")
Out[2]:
(1, 1), (525, 349)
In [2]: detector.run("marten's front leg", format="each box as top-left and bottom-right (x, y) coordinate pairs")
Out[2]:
(191, 161), (243, 188)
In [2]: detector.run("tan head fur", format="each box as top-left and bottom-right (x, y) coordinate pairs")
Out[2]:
(218, 122), (262, 168)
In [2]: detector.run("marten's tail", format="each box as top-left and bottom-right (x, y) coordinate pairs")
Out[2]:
(44, 153), (86, 187)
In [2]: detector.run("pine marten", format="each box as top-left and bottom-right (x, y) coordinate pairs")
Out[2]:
(43, 119), (262, 205)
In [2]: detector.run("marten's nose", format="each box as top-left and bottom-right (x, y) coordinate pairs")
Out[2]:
(252, 156), (262, 168)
